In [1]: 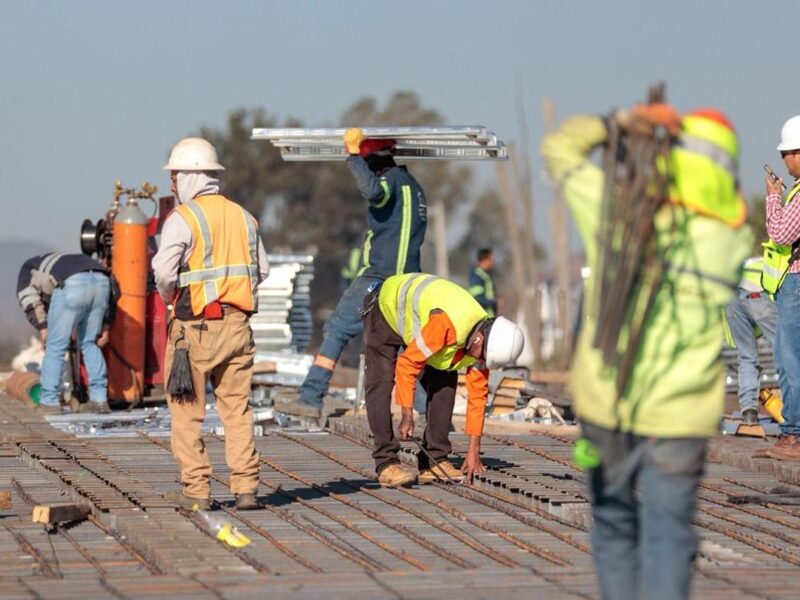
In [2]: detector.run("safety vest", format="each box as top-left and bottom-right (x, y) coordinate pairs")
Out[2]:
(175, 195), (260, 316)
(761, 179), (800, 293)
(668, 114), (746, 227)
(378, 273), (488, 371)
(468, 266), (496, 318)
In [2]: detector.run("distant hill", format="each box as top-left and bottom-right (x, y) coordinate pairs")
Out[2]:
(0, 238), (58, 360)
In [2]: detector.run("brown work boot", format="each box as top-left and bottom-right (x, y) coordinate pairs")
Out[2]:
(418, 459), (465, 484)
(79, 401), (111, 414)
(377, 463), (417, 488)
(165, 491), (213, 511)
(753, 436), (800, 460)
(234, 492), (261, 511)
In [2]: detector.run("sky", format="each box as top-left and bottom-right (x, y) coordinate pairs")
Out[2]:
(1, 0), (797, 257)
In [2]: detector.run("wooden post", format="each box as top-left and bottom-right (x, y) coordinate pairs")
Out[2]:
(431, 200), (450, 279)
(542, 97), (572, 366)
(496, 157), (539, 366)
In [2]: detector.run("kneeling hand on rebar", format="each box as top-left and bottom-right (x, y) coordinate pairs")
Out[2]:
(461, 436), (486, 484)
(398, 407), (414, 441)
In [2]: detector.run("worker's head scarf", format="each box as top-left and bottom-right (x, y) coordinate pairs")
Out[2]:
(175, 171), (220, 203)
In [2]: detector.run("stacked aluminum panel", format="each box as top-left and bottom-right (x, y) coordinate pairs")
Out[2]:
(251, 254), (314, 352)
(251, 126), (508, 161)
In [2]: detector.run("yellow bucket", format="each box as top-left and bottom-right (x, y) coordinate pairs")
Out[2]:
(759, 388), (785, 424)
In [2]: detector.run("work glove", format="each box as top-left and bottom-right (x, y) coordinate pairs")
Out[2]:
(344, 128), (365, 155)
(631, 102), (682, 136)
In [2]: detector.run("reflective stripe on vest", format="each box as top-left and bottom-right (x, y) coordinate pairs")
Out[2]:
(379, 273), (487, 371)
(741, 257), (764, 291)
(762, 180), (800, 293)
(395, 185), (412, 275)
(176, 195), (259, 314)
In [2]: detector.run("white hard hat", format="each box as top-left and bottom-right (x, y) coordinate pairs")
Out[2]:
(777, 116), (800, 152)
(163, 137), (225, 171)
(485, 316), (525, 369)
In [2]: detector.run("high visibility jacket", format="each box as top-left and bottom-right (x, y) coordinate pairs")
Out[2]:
(346, 157), (427, 279)
(668, 114), (746, 227)
(723, 257), (769, 348)
(174, 195), (260, 317)
(541, 115), (752, 438)
(378, 273), (490, 435)
(379, 273), (487, 371)
(468, 266), (497, 318)
(762, 179), (800, 293)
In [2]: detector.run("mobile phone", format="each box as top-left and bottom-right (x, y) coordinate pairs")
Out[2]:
(764, 164), (788, 190)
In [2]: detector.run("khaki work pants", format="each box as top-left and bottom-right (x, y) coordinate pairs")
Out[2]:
(164, 310), (260, 498)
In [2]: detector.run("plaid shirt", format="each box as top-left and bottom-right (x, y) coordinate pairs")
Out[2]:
(766, 186), (800, 273)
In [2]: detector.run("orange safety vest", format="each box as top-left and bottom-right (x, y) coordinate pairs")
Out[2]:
(175, 194), (260, 316)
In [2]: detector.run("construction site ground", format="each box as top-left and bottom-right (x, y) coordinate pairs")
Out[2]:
(0, 393), (799, 599)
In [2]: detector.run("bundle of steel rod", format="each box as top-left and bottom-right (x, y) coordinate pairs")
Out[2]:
(251, 126), (508, 161)
(591, 85), (673, 395)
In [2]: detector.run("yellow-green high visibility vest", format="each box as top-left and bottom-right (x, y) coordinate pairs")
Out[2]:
(668, 115), (746, 227)
(378, 273), (487, 371)
(762, 179), (800, 293)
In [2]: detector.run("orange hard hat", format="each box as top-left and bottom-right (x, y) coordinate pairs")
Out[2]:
(684, 108), (735, 131)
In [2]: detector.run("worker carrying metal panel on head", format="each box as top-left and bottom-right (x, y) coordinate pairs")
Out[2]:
(152, 137), (270, 512)
(277, 128), (428, 419)
(541, 97), (751, 599)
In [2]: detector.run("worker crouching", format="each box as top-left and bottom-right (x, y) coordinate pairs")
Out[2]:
(361, 273), (524, 487)
(153, 137), (270, 511)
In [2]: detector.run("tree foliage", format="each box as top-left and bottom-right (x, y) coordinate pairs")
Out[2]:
(197, 92), (479, 345)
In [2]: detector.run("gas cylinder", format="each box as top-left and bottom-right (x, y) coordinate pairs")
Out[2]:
(108, 198), (148, 402)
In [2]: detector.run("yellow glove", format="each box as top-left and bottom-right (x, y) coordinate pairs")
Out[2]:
(344, 128), (365, 154)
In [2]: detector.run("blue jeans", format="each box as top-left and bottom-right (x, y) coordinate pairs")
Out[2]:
(299, 275), (381, 407)
(40, 272), (110, 406)
(775, 273), (800, 435)
(582, 422), (706, 600)
(725, 290), (777, 413)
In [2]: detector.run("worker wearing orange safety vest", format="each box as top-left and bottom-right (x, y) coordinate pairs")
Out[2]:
(542, 105), (751, 600)
(153, 137), (270, 512)
(361, 273), (524, 488)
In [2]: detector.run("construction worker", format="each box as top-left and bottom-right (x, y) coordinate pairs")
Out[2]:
(542, 105), (751, 600)
(17, 253), (117, 414)
(724, 257), (777, 425)
(153, 137), (270, 511)
(280, 128), (427, 418)
(361, 273), (524, 487)
(756, 115), (800, 460)
(468, 248), (498, 317)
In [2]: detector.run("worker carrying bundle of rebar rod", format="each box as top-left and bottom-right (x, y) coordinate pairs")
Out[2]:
(541, 85), (753, 600)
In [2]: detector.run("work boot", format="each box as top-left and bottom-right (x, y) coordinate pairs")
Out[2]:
(418, 459), (465, 484)
(377, 463), (417, 488)
(234, 492), (261, 511)
(742, 408), (759, 426)
(165, 491), (213, 511)
(34, 403), (62, 416)
(79, 402), (111, 414)
(753, 436), (800, 460)
(274, 395), (322, 419)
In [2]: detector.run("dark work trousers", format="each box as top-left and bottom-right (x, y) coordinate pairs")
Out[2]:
(362, 290), (457, 474)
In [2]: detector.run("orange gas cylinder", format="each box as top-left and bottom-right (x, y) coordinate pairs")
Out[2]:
(108, 199), (148, 402)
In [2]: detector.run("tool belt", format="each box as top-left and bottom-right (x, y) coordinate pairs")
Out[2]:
(202, 301), (249, 320)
